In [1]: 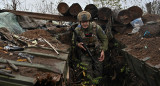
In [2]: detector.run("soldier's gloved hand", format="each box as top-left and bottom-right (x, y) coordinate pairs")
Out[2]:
(98, 50), (105, 61)
(77, 42), (86, 51)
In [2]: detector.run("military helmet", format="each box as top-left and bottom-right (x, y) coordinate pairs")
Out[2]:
(77, 11), (91, 22)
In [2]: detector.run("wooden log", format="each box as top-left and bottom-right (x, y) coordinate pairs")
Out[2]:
(84, 4), (98, 18)
(7, 60), (19, 72)
(117, 6), (143, 25)
(69, 3), (82, 17)
(128, 6), (143, 20)
(97, 7), (112, 20)
(57, 2), (70, 16)
(117, 9), (131, 25)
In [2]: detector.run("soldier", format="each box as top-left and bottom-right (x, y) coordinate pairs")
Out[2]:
(72, 11), (108, 85)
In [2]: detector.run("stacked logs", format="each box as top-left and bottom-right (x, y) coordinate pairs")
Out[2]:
(57, 2), (112, 21)
(57, 2), (143, 25)
(57, 2), (82, 17)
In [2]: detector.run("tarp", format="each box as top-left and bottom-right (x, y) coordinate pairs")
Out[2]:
(17, 15), (39, 29)
(0, 12), (24, 34)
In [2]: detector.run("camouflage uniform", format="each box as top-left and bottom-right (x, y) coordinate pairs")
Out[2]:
(72, 22), (108, 84)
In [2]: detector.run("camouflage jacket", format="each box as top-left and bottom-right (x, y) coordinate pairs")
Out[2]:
(72, 22), (108, 51)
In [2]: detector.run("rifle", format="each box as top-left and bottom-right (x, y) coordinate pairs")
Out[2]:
(71, 26), (97, 63)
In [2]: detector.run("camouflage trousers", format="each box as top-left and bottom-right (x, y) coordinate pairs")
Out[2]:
(80, 52), (103, 85)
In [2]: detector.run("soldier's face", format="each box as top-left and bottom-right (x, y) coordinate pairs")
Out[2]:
(81, 21), (89, 29)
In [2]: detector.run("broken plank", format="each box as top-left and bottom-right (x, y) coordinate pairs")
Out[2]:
(0, 58), (66, 74)
(1, 10), (77, 22)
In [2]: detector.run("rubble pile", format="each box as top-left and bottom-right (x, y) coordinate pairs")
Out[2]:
(0, 27), (70, 85)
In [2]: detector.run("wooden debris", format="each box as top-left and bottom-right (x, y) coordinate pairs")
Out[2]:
(7, 60), (19, 72)
(35, 73), (61, 86)
(41, 37), (59, 55)
(26, 57), (32, 63)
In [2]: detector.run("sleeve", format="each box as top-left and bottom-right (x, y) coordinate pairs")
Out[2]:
(96, 25), (108, 51)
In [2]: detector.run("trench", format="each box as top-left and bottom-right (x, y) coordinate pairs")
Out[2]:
(68, 38), (149, 86)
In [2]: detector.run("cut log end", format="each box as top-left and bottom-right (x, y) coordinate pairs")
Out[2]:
(84, 4), (98, 18)
(128, 6), (143, 20)
(117, 6), (143, 25)
(98, 7), (112, 20)
(117, 10), (131, 25)
(69, 3), (82, 16)
(57, 2), (69, 15)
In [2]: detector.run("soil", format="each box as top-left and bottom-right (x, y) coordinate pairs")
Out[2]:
(142, 14), (160, 23)
(19, 29), (70, 51)
(115, 25), (160, 66)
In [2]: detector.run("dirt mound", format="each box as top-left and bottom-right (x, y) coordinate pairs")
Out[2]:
(47, 27), (68, 34)
(57, 31), (72, 45)
(115, 14), (160, 66)
(115, 27), (160, 66)
(139, 24), (160, 37)
(142, 14), (160, 23)
(20, 29), (52, 39)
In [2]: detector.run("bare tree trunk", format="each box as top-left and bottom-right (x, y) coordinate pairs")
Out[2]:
(100, 0), (104, 7)
(146, 2), (151, 14)
(12, 0), (17, 10)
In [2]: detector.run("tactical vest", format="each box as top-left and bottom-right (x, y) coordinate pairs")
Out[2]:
(78, 22), (101, 52)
